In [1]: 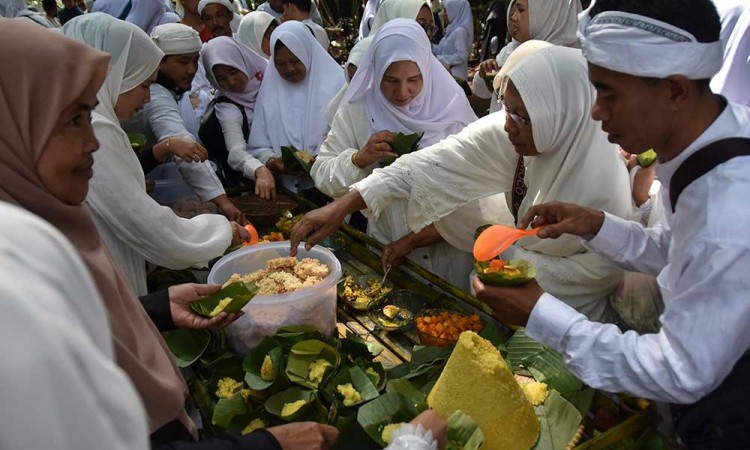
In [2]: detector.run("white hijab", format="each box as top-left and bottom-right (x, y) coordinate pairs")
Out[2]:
(504, 46), (631, 256)
(342, 19), (476, 147)
(436, 0), (473, 54)
(370, 0), (429, 35)
(236, 11), (277, 58)
(248, 20), (345, 156)
(359, 0), (383, 39)
(201, 36), (267, 122)
(498, 0), (581, 64)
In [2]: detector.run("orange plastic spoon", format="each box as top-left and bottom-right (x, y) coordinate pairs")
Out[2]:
(473, 225), (541, 261)
(242, 224), (259, 247)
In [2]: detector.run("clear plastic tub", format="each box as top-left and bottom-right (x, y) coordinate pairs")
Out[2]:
(208, 242), (341, 353)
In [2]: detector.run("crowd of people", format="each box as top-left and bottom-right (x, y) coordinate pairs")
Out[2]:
(1, 0), (749, 448)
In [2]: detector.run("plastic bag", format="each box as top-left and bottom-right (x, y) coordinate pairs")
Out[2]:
(609, 271), (664, 333)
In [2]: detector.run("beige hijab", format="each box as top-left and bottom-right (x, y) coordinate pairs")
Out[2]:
(0, 19), (193, 436)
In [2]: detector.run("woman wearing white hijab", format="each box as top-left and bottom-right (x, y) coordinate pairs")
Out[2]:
(473, 0), (580, 111)
(325, 37), (372, 127)
(63, 14), (248, 296)
(433, 0), (473, 81)
(295, 46), (633, 320)
(236, 10), (279, 58)
(311, 20), (503, 290)
(247, 20), (345, 193)
(201, 36), (276, 199)
(370, 0), (435, 39)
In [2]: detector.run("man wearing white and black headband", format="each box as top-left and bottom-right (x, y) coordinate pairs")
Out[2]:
(474, 0), (750, 446)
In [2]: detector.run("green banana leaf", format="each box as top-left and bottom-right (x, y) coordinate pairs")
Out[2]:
(163, 328), (211, 368)
(483, 72), (499, 86)
(265, 387), (316, 422)
(473, 224), (492, 241)
(275, 325), (333, 352)
(385, 378), (428, 412)
(389, 131), (424, 156)
(474, 258), (536, 287)
(386, 345), (453, 380)
(285, 339), (341, 389)
(280, 146), (314, 173)
(445, 410), (485, 450)
(323, 365), (381, 409)
(190, 282), (259, 317)
(531, 390), (583, 450)
(357, 392), (421, 447)
(243, 336), (284, 390)
(212, 391), (247, 428)
(340, 330), (384, 360)
(351, 357), (387, 392)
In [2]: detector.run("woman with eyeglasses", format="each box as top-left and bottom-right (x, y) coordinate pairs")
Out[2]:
(473, 0), (581, 113)
(296, 44), (633, 322)
(311, 20), (508, 291)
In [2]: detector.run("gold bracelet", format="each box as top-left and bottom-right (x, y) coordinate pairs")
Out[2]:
(351, 151), (362, 169)
(166, 137), (172, 154)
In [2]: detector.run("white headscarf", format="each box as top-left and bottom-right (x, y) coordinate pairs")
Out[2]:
(498, 0), (580, 64)
(578, 1), (723, 79)
(504, 46), (632, 256)
(248, 20), (345, 156)
(438, 0), (473, 55)
(236, 11), (277, 58)
(345, 37), (372, 81)
(370, 0), (429, 36)
(201, 36), (267, 122)
(92, 0), (167, 35)
(151, 22), (202, 55)
(359, 0), (383, 39)
(197, 0), (234, 15)
(342, 19), (476, 147)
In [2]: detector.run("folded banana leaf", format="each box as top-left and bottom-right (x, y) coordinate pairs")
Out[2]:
(281, 146), (314, 173)
(357, 392), (421, 447)
(285, 339), (341, 389)
(190, 282), (259, 317)
(389, 131), (424, 156)
(265, 387), (316, 422)
(385, 378), (428, 412)
(322, 365), (381, 409)
(212, 391), (248, 428)
(474, 258), (536, 287)
(243, 336), (284, 390)
(531, 390), (583, 450)
(163, 328), (211, 368)
(445, 410), (485, 450)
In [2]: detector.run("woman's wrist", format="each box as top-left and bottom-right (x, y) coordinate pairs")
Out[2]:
(351, 150), (364, 169)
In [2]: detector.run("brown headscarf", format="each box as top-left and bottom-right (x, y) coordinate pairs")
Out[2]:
(0, 19), (195, 436)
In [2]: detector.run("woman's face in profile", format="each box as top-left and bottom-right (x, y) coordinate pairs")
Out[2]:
(36, 84), (100, 205)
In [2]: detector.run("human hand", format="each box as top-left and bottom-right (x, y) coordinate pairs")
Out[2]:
(478, 58), (500, 78)
(168, 283), (244, 330)
(518, 201), (605, 239)
(214, 196), (249, 225)
(254, 166), (277, 200)
(410, 410), (447, 450)
(267, 422), (339, 450)
(288, 202), (348, 256)
(632, 163), (656, 207)
(473, 278), (544, 326)
(230, 221), (251, 245)
(382, 235), (414, 271)
(354, 131), (397, 168)
(154, 137), (208, 163)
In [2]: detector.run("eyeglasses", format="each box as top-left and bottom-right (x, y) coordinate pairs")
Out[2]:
(417, 21), (436, 34)
(499, 97), (531, 128)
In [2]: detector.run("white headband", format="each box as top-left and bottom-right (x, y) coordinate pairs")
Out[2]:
(578, 2), (724, 80)
(151, 23), (202, 55)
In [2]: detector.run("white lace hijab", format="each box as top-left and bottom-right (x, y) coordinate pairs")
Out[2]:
(342, 19), (476, 147)
(248, 20), (345, 157)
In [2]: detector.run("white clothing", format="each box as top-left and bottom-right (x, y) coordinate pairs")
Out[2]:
(325, 37), (372, 126)
(237, 10), (277, 58)
(93, 0), (167, 35)
(384, 424), (438, 450)
(342, 19), (477, 148)
(126, 83), (226, 202)
(527, 101), (750, 403)
(201, 36), (268, 180)
(256, 1), (282, 22)
(370, 0), (428, 36)
(302, 18), (330, 50)
(433, 0), (472, 80)
(473, 0), (580, 103)
(0, 202), (148, 450)
(353, 48), (633, 320)
(710, 0), (750, 106)
(578, 9), (723, 80)
(64, 14), (232, 295)
(359, 0), (382, 40)
(248, 20), (344, 192)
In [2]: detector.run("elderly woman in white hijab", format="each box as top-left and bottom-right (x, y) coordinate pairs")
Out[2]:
(62, 14), (249, 296)
(236, 11), (279, 58)
(247, 20), (345, 193)
(311, 20), (504, 290)
(294, 45), (633, 321)
(473, 0), (580, 112)
(325, 38), (372, 127)
(200, 37), (277, 199)
(432, 0), (473, 81)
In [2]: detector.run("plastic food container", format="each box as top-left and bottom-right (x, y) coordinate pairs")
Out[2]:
(208, 242), (342, 353)
(147, 162), (195, 207)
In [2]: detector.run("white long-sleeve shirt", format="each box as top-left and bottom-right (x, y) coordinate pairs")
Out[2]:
(526, 100), (750, 404)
